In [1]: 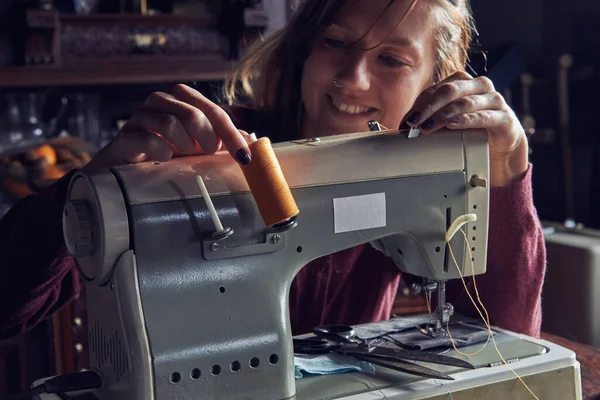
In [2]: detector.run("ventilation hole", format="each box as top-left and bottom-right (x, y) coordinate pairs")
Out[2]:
(250, 357), (260, 368)
(231, 361), (241, 372)
(269, 354), (279, 365)
(170, 372), (181, 383)
(471, 247), (476, 252)
(190, 368), (201, 379)
(296, 246), (303, 253)
(211, 365), (221, 375)
(443, 194), (448, 198)
(472, 257), (475, 262)
(472, 237), (476, 241)
(473, 205), (478, 210)
(435, 247), (441, 253)
(219, 286), (226, 294)
(397, 248), (403, 256)
(473, 226), (477, 231)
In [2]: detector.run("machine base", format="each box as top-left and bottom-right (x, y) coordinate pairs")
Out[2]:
(296, 327), (582, 400)
(33, 327), (582, 400)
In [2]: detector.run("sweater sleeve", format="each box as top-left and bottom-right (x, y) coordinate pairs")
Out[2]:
(0, 170), (81, 340)
(448, 164), (546, 338)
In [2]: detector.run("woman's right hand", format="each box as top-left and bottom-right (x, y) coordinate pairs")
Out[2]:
(86, 84), (252, 169)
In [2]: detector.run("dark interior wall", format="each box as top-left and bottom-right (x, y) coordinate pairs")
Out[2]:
(571, 1), (600, 53)
(0, 0), (16, 65)
(470, 0), (544, 64)
(471, 0), (599, 61)
(469, 0), (599, 227)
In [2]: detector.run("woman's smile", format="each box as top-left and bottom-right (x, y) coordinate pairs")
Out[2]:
(324, 94), (380, 131)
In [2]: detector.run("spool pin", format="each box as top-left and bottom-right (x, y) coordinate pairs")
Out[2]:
(240, 135), (299, 226)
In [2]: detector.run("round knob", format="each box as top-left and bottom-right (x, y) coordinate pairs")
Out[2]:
(63, 200), (95, 258)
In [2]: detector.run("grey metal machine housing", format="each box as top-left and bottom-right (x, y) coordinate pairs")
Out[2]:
(62, 129), (490, 400)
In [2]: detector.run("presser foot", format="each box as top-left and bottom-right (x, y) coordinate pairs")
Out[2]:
(419, 303), (455, 338)
(412, 280), (454, 336)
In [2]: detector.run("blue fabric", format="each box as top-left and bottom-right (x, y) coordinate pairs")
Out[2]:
(294, 353), (376, 379)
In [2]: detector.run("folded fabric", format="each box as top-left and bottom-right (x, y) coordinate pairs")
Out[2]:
(294, 353), (376, 379)
(388, 322), (494, 350)
(353, 314), (436, 340)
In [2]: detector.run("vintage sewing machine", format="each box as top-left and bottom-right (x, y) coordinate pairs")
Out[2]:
(37, 129), (581, 399)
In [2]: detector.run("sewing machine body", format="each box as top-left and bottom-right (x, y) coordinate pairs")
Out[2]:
(56, 128), (574, 400)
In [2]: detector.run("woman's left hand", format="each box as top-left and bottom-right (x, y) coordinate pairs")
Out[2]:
(404, 71), (529, 187)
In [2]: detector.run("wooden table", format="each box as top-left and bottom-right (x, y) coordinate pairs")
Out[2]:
(541, 332), (600, 399)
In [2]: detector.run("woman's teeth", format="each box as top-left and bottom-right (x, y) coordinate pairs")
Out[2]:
(332, 98), (371, 115)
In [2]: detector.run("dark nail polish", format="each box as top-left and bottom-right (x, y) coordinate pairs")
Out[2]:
(235, 148), (251, 166)
(447, 117), (460, 124)
(407, 112), (421, 124)
(399, 121), (410, 130)
(421, 119), (435, 130)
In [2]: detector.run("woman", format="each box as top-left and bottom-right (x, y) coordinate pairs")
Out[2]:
(0, 0), (545, 339)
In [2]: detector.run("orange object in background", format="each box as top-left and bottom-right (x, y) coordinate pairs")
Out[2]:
(27, 144), (57, 165)
(1, 137), (94, 200)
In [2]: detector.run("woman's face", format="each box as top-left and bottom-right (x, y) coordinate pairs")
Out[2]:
(300, 0), (439, 138)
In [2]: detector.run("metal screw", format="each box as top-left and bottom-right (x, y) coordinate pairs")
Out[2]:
(73, 318), (82, 327)
(272, 235), (281, 244)
(75, 343), (84, 353)
(210, 243), (219, 252)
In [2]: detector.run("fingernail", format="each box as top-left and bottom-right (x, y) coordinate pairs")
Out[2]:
(447, 117), (460, 124)
(407, 112), (421, 124)
(235, 148), (251, 165)
(421, 119), (435, 130)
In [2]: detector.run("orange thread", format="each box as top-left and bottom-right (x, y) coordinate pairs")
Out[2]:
(240, 137), (299, 226)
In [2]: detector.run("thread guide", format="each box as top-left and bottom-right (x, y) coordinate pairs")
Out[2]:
(196, 173), (293, 260)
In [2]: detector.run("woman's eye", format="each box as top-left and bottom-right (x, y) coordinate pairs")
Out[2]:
(380, 54), (407, 67)
(323, 37), (347, 50)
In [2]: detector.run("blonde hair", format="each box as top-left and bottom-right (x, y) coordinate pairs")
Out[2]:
(223, 0), (476, 140)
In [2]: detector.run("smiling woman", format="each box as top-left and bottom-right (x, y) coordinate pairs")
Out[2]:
(0, 0), (545, 342)
(225, 0), (475, 141)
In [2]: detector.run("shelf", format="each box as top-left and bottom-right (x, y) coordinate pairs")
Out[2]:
(0, 58), (235, 88)
(59, 13), (217, 24)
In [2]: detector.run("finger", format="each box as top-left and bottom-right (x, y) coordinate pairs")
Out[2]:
(445, 110), (511, 131)
(113, 129), (174, 164)
(419, 92), (506, 134)
(143, 91), (222, 156)
(405, 74), (495, 127)
(170, 84), (251, 165)
(403, 71), (472, 125)
(126, 109), (196, 153)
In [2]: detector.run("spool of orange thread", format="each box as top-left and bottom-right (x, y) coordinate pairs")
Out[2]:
(240, 136), (299, 226)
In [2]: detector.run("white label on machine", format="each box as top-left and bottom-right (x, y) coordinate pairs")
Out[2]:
(333, 193), (386, 233)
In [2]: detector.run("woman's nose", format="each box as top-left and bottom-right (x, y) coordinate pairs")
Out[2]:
(335, 53), (371, 92)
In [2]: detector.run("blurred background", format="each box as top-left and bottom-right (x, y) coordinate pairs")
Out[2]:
(0, 0), (598, 397)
